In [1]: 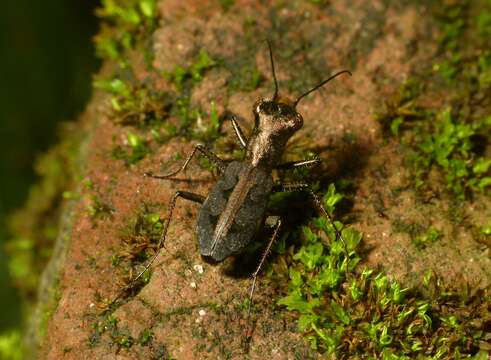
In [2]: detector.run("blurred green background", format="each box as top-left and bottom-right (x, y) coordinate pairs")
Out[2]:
(0, 0), (99, 331)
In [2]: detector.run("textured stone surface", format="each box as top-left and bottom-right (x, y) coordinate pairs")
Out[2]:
(32, 1), (490, 359)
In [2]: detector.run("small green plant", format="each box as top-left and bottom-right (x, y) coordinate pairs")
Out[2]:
(379, 1), (491, 201)
(277, 185), (489, 357)
(86, 194), (114, 220)
(94, 77), (170, 128)
(89, 314), (136, 350)
(433, 0), (467, 83)
(227, 63), (263, 92)
(413, 226), (442, 249)
(138, 329), (154, 346)
(164, 50), (216, 89)
(94, 0), (158, 64)
(410, 109), (490, 197)
(481, 219), (491, 235)
(194, 101), (222, 142)
(112, 132), (151, 165)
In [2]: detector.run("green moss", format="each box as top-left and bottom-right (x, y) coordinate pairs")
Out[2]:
(86, 194), (114, 220)
(94, 77), (171, 128)
(227, 63), (263, 92)
(308, 0), (329, 6)
(392, 107), (490, 199)
(164, 49), (216, 89)
(482, 219), (491, 235)
(0, 331), (23, 360)
(6, 124), (82, 300)
(219, 0), (235, 11)
(413, 227), (442, 249)
(37, 277), (62, 341)
(94, 0), (158, 65)
(89, 314), (136, 350)
(110, 203), (166, 297)
(432, 0), (468, 83)
(391, 218), (426, 240)
(112, 131), (152, 165)
(95, 47), (221, 147)
(138, 328), (154, 346)
(276, 185), (489, 358)
(93, 0), (170, 143)
(378, 0), (491, 200)
(413, 109), (490, 197)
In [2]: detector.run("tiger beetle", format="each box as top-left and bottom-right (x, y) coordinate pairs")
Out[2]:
(114, 41), (351, 337)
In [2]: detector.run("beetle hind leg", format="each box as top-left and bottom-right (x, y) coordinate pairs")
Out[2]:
(110, 190), (205, 306)
(245, 217), (282, 341)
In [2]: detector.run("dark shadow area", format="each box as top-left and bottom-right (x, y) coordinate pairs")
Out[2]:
(222, 138), (373, 279)
(0, 0), (100, 331)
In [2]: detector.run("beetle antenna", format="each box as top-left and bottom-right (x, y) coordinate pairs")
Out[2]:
(267, 39), (279, 101)
(294, 70), (351, 107)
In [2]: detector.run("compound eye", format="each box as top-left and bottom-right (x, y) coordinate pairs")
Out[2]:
(292, 114), (303, 130)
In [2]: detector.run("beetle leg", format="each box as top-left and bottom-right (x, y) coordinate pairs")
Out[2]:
(246, 217), (282, 329)
(144, 144), (226, 179)
(272, 182), (350, 276)
(111, 191), (205, 305)
(275, 156), (321, 170)
(230, 116), (248, 149)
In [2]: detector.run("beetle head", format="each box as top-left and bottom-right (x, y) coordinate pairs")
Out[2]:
(253, 41), (351, 138)
(252, 97), (303, 138)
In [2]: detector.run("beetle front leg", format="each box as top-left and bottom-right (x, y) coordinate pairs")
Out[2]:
(144, 144), (226, 179)
(230, 116), (248, 149)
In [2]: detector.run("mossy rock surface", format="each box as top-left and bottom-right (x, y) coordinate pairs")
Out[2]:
(18, 0), (490, 358)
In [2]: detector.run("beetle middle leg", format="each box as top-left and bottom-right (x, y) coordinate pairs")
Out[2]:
(272, 182), (350, 275)
(112, 190), (205, 304)
(275, 156), (321, 170)
(144, 144), (226, 179)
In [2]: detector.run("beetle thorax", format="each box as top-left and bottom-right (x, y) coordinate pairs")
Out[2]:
(246, 98), (303, 167)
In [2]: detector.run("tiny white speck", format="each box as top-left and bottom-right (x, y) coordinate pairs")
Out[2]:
(89, 303), (95, 308)
(190, 282), (197, 288)
(193, 264), (204, 274)
(382, 232), (387, 237)
(198, 309), (206, 317)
